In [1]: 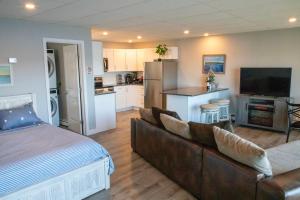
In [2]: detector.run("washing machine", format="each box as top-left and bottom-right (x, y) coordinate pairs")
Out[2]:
(47, 49), (57, 89)
(50, 89), (60, 127)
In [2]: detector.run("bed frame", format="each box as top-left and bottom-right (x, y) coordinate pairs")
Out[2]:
(0, 94), (111, 200)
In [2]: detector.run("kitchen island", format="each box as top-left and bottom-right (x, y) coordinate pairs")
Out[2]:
(163, 87), (229, 122)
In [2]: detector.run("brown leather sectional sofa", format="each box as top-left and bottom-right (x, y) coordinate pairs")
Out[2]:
(131, 118), (300, 200)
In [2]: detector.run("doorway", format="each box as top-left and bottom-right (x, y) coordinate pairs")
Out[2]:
(43, 38), (88, 134)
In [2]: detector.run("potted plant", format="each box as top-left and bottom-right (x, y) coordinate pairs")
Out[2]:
(155, 44), (168, 61)
(206, 70), (216, 91)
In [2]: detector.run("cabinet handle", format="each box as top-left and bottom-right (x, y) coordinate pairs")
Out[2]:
(245, 103), (248, 111)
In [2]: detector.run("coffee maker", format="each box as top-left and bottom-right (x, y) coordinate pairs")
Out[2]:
(125, 73), (134, 84)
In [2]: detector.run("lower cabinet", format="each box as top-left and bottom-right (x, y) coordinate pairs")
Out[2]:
(94, 93), (116, 133)
(114, 85), (144, 111)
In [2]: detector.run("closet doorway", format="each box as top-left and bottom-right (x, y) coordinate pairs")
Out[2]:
(43, 38), (88, 134)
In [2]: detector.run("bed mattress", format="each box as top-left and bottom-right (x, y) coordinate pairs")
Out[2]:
(0, 124), (114, 197)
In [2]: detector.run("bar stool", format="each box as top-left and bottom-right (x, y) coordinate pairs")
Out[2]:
(210, 99), (230, 121)
(200, 104), (220, 124)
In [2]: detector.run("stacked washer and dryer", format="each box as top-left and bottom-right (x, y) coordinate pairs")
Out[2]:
(47, 49), (60, 127)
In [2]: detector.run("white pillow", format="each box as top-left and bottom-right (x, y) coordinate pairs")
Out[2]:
(213, 126), (272, 176)
(160, 113), (191, 139)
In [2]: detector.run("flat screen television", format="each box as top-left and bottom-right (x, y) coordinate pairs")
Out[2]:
(240, 68), (292, 97)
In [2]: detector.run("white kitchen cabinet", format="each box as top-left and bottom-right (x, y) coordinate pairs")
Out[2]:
(127, 86), (136, 107)
(102, 47), (178, 72)
(115, 85), (144, 111)
(93, 93), (116, 134)
(163, 47), (179, 59)
(133, 85), (144, 108)
(136, 49), (145, 71)
(114, 86), (128, 110)
(114, 49), (126, 71)
(144, 48), (157, 62)
(103, 48), (115, 72)
(126, 49), (137, 71)
(92, 41), (104, 76)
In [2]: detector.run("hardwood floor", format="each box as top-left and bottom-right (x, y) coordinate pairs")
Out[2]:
(85, 110), (300, 200)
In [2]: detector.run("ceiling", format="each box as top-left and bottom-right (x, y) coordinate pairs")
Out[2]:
(0, 0), (299, 42)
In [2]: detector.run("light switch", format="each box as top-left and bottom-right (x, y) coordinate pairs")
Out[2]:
(8, 58), (17, 64)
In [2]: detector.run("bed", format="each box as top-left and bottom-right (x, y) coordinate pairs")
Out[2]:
(0, 94), (114, 200)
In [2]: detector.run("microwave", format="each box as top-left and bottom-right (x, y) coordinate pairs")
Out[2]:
(103, 58), (108, 72)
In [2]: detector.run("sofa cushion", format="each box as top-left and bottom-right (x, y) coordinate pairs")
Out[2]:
(160, 113), (191, 140)
(139, 108), (158, 125)
(213, 126), (272, 176)
(188, 121), (234, 148)
(152, 107), (181, 128)
(266, 140), (300, 176)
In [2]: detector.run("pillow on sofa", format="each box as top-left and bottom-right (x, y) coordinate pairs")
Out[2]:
(160, 113), (191, 139)
(188, 121), (234, 148)
(0, 103), (42, 131)
(213, 126), (272, 176)
(139, 108), (158, 125)
(152, 107), (181, 128)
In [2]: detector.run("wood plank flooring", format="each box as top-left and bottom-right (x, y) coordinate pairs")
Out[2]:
(85, 110), (300, 200)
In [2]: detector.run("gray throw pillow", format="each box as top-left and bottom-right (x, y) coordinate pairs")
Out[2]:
(0, 103), (42, 130)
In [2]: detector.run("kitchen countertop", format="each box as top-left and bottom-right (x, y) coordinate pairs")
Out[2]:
(102, 83), (143, 88)
(162, 87), (229, 96)
(95, 91), (116, 96)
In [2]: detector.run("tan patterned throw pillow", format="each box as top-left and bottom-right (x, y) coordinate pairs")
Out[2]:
(213, 126), (272, 176)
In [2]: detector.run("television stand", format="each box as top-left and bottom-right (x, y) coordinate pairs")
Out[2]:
(236, 95), (288, 132)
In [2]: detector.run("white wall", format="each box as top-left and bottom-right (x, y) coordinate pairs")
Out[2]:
(134, 27), (300, 106)
(0, 19), (96, 130)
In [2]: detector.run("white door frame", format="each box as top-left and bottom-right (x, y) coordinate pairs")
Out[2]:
(43, 37), (89, 134)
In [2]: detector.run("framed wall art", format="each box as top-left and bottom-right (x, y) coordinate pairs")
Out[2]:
(202, 54), (226, 74)
(0, 64), (13, 86)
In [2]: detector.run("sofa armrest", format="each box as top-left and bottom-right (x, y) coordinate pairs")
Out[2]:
(131, 118), (137, 152)
(257, 168), (300, 200)
(202, 148), (264, 200)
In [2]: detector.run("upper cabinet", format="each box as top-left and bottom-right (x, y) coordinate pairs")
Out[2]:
(99, 44), (179, 73)
(163, 47), (178, 59)
(136, 49), (145, 71)
(126, 49), (137, 71)
(144, 48), (157, 62)
(92, 41), (104, 76)
(114, 49), (126, 71)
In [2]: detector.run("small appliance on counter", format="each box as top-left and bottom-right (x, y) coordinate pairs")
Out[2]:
(116, 74), (123, 85)
(124, 73), (134, 84)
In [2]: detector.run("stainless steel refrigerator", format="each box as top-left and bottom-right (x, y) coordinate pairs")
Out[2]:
(144, 60), (177, 109)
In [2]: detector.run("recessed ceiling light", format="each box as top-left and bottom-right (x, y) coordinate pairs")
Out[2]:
(203, 33), (209, 37)
(25, 3), (36, 10)
(102, 31), (108, 36)
(128, 40), (133, 43)
(184, 30), (190, 34)
(289, 17), (297, 23)
(137, 35), (142, 39)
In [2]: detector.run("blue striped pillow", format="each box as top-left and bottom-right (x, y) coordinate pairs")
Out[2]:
(0, 103), (42, 130)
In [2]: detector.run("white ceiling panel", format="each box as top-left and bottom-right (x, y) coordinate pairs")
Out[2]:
(27, 0), (146, 22)
(0, 0), (78, 18)
(0, 0), (299, 42)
